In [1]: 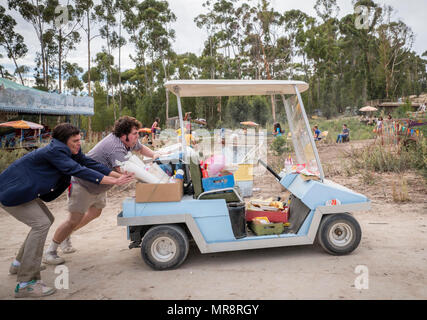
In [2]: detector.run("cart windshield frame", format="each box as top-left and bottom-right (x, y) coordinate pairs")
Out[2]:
(165, 80), (324, 181)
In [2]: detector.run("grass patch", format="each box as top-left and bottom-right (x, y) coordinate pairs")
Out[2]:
(0, 149), (30, 173)
(345, 138), (427, 185)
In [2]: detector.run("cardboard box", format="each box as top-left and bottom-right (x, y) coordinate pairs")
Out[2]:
(135, 181), (183, 203)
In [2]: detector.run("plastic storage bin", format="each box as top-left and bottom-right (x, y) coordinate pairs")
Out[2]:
(245, 209), (289, 223)
(236, 180), (253, 198)
(250, 221), (284, 236)
(227, 202), (247, 239)
(234, 164), (253, 181)
(202, 174), (235, 192)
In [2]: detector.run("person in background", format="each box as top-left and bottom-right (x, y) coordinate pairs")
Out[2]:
(272, 122), (284, 137)
(313, 125), (322, 141)
(0, 123), (133, 298)
(376, 117), (383, 136)
(151, 117), (161, 141)
(44, 116), (159, 265)
(336, 124), (350, 143)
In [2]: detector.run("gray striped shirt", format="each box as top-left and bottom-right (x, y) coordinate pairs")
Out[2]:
(73, 133), (142, 194)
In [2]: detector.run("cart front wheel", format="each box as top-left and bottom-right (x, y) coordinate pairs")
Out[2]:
(317, 213), (361, 255)
(141, 225), (189, 270)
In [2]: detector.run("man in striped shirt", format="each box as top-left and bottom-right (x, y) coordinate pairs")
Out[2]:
(44, 116), (159, 265)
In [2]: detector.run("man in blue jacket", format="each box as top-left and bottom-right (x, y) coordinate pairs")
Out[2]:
(0, 123), (134, 298)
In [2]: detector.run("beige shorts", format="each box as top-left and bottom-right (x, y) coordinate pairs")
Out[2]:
(67, 182), (107, 214)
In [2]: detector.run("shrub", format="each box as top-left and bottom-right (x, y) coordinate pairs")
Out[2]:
(347, 139), (427, 183)
(270, 136), (290, 156)
(392, 178), (410, 202)
(0, 149), (30, 173)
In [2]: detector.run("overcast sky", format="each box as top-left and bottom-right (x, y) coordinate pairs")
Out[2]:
(1, 0), (426, 77)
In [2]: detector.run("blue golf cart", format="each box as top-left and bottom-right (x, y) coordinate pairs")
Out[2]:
(117, 80), (370, 270)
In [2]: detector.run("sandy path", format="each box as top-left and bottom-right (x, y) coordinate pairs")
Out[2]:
(0, 140), (426, 300)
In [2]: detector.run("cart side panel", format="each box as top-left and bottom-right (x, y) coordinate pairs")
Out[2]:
(121, 198), (236, 243)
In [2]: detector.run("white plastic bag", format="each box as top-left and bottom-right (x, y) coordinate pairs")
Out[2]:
(146, 163), (170, 183)
(116, 159), (159, 184)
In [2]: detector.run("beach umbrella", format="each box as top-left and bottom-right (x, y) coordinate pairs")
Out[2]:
(240, 121), (259, 127)
(359, 106), (378, 112)
(138, 128), (152, 134)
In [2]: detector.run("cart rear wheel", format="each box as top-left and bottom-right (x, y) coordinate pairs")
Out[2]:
(317, 213), (361, 255)
(141, 225), (189, 270)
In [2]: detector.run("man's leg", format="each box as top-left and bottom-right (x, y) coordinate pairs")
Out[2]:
(1, 199), (54, 284)
(73, 206), (103, 231)
(52, 212), (85, 244)
(45, 185), (106, 262)
(44, 183), (92, 264)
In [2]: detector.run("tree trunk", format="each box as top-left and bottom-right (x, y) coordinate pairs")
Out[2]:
(217, 97), (222, 122)
(58, 29), (62, 93)
(37, 15), (47, 88)
(270, 95), (276, 123)
(118, 10), (122, 117)
(5, 39), (24, 85)
(87, 9), (92, 142)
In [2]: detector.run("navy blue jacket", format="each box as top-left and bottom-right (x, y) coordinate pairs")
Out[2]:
(0, 139), (112, 207)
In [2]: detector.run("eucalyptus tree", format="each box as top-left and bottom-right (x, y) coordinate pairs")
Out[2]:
(8, 0), (57, 88)
(281, 9), (315, 79)
(375, 5), (414, 99)
(49, 2), (81, 93)
(0, 5), (28, 85)
(114, 0), (129, 116)
(63, 61), (83, 95)
(94, 0), (119, 119)
(239, 0), (283, 121)
(75, 0), (96, 96)
(128, 0), (176, 121)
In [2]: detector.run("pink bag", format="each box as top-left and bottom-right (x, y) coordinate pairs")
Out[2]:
(205, 154), (226, 177)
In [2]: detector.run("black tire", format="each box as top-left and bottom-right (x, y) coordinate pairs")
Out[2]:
(141, 225), (189, 270)
(317, 213), (361, 255)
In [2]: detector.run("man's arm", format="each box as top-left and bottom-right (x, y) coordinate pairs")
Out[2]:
(139, 145), (159, 160)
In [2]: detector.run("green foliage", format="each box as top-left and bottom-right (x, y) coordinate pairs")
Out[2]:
(309, 117), (375, 142)
(0, 149), (29, 173)
(346, 139), (427, 182)
(4, 0), (426, 134)
(270, 136), (289, 156)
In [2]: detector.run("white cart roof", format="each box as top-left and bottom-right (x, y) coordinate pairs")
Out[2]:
(165, 80), (309, 97)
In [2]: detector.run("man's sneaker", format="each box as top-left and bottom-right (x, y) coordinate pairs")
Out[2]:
(43, 251), (65, 265)
(60, 236), (76, 254)
(14, 280), (56, 298)
(9, 263), (46, 275)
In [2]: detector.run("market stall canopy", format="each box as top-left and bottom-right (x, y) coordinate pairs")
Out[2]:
(359, 106), (378, 112)
(0, 78), (94, 116)
(0, 120), (43, 129)
(240, 121), (259, 127)
(165, 80), (309, 97)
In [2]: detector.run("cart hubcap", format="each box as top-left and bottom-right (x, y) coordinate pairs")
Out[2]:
(329, 223), (353, 247)
(152, 237), (176, 262)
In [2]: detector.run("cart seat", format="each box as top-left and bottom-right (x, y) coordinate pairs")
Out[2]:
(189, 155), (242, 203)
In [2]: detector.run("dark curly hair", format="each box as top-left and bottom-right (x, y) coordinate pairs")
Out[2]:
(52, 123), (80, 144)
(113, 116), (142, 138)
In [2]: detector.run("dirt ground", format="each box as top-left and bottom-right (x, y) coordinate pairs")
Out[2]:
(0, 139), (426, 300)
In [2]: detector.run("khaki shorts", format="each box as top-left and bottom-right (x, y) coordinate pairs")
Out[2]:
(67, 182), (107, 214)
